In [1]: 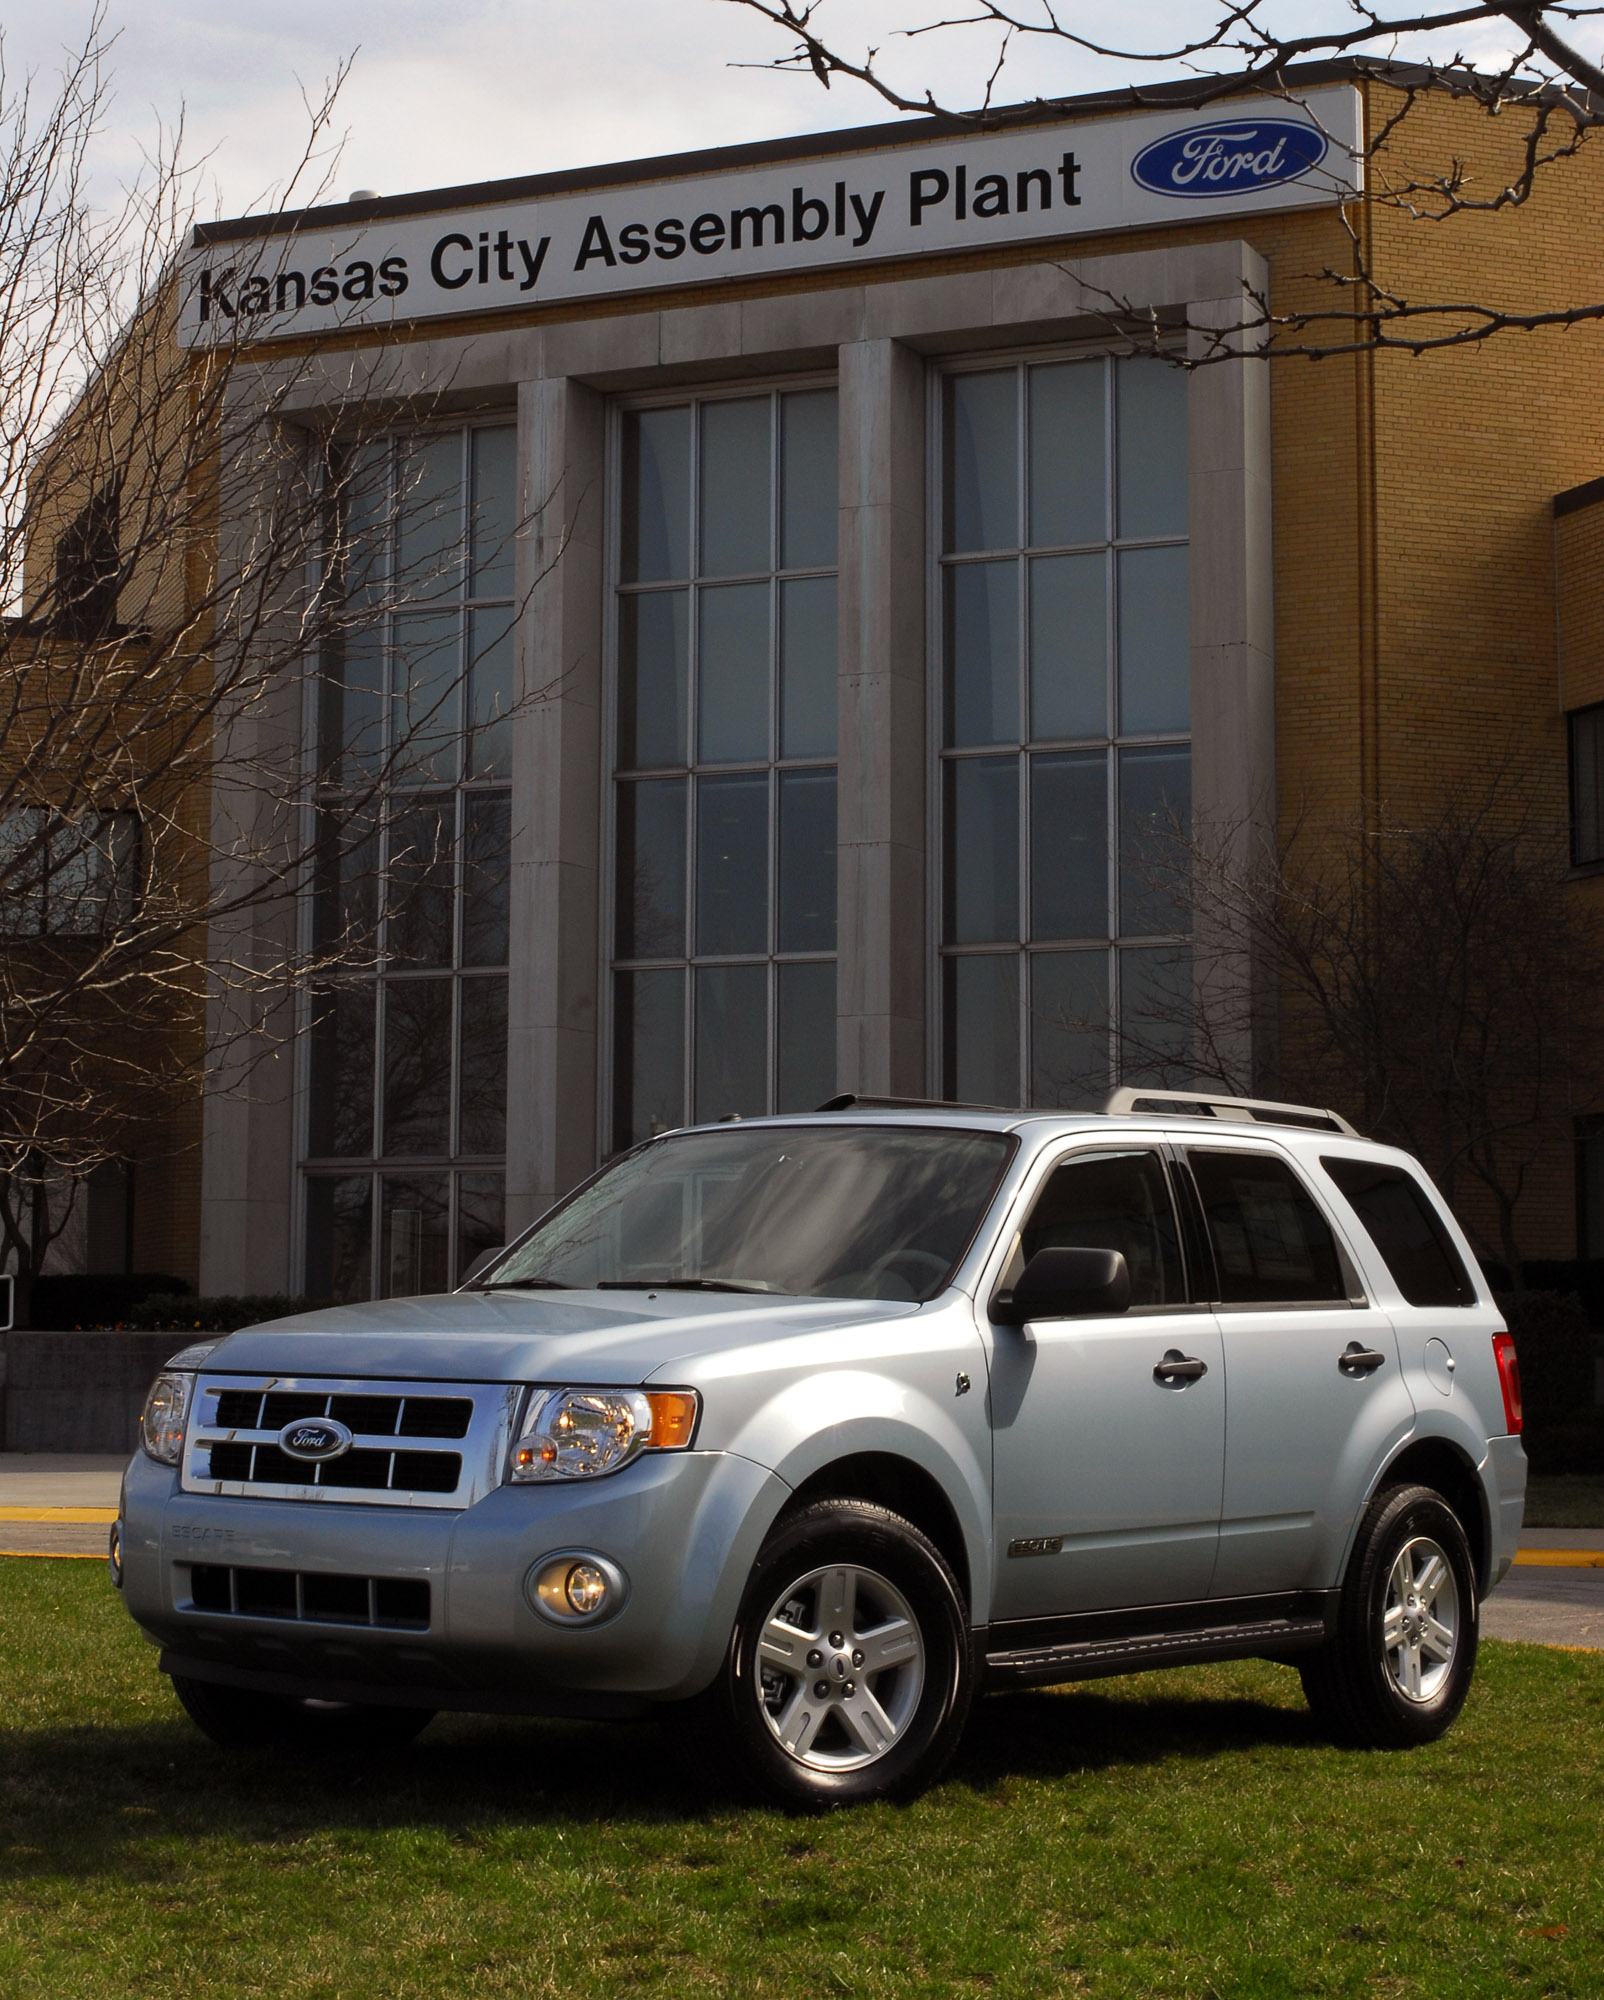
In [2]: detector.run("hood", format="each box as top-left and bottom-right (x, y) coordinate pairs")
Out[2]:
(197, 1289), (922, 1385)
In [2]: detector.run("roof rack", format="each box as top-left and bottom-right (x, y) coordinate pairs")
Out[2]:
(1101, 1087), (1360, 1137)
(814, 1093), (1009, 1114)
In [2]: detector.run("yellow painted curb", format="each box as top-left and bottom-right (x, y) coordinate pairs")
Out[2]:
(1514, 1550), (1604, 1568)
(0, 1549), (105, 1560)
(0, 1506), (117, 1524)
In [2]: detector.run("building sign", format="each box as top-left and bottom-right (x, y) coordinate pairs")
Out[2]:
(180, 85), (1361, 347)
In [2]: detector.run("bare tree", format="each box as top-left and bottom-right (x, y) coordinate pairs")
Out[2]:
(0, 19), (544, 1311)
(719, 0), (1604, 359)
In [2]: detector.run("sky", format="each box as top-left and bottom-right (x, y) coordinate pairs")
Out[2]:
(0, 1), (1555, 223)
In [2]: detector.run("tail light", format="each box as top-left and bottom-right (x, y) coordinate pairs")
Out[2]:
(1491, 1332), (1522, 1435)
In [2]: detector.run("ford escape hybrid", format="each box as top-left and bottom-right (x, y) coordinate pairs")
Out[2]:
(117, 1090), (1526, 1805)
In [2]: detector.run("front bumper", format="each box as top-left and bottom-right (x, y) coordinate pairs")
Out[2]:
(120, 1442), (786, 1711)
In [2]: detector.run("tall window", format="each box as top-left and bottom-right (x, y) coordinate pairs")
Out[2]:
(936, 354), (1191, 1108)
(1569, 702), (1604, 866)
(610, 387), (839, 1148)
(302, 423), (515, 1301)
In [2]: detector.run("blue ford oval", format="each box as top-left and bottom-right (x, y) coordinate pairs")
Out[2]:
(1132, 118), (1328, 198)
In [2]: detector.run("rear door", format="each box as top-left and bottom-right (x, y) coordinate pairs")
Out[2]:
(1181, 1143), (1416, 1599)
(986, 1145), (1224, 1619)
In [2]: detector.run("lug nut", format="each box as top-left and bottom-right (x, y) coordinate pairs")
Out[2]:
(829, 1631), (843, 1647)
(843, 1680), (855, 1696)
(852, 1649), (864, 1667)
(806, 1649), (822, 1667)
(814, 1680), (830, 1699)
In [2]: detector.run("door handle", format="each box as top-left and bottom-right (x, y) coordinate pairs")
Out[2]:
(1338, 1341), (1387, 1375)
(1154, 1350), (1208, 1385)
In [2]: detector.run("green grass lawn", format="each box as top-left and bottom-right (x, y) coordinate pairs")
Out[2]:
(1, 1561), (1599, 1999)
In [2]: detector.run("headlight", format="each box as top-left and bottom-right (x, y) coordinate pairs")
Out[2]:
(140, 1371), (196, 1465)
(507, 1386), (699, 1483)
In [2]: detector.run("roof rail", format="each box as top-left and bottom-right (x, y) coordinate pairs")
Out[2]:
(814, 1092), (1010, 1114)
(1102, 1087), (1360, 1137)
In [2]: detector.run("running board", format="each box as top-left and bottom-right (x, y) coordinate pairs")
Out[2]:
(985, 1613), (1330, 1687)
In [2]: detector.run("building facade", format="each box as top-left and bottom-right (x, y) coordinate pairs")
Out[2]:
(29, 62), (1604, 1299)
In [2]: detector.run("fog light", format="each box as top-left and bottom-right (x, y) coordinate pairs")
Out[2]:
(524, 1551), (629, 1626)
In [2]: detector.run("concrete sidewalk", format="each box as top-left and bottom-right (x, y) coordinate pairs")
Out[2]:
(0, 1454), (124, 1557)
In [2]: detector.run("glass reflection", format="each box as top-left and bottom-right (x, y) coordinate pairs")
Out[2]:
(1030, 553), (1106, 742)
(461, 792), (511, 967)
(1030, 753), (1107, 941)
(700, 398), (771, 578)
(1118, 746), (1191, 937)
(1031, 951), (1109, 1107)
(457, 1171), (506, 1286)
(395, 434), (462, 601)
(944, 955), (1019, 1106)
(467, 607), (513, 780)
(945, 758), (1018, 945)
(698, 583), (770, 763)
(946, 561), (1019, 747)
(946, 371), (1016, 553)
(305, 1176), (373, 1303)
(1117, 545), (1189, 735)
(307, 986), (375, 1157)
(382, 977), (453, 1155)
(614, 968), (684, 1148)
(380, 1172), (451, 1297)
(616, 778), (687, 959)
(777, 960), (836, 1112)
(778, 769), (836, 953)
(391, 609), (461, 783)
(470, 426), (516, 600)
(695, 963), (767, 1122)
(1116, 356), (1188, 540)
(457, 975), (508, 1155)
(618, 591), (688, 769)
(1119, 945), (1194, 1084)
(781, 389), (838, 569)
(622, 407), (690, 583)
(780, 576), (837, 758)
(1029, 360), (1106, 548)
(386, 797), (454, 967)
(696, 774), (768, 955)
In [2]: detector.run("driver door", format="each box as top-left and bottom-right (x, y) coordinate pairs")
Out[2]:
(987, 1146), (1224, 1621)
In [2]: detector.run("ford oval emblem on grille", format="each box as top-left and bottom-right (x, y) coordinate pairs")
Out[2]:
(279, 1417), (353, 1462)
(1131, 119), (1328, 198)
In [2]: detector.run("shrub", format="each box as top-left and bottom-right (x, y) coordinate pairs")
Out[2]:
(125, 1294), (332, 1333)
(1492, 1290), (1597, 1424)
(28, 1272), (190, 1328)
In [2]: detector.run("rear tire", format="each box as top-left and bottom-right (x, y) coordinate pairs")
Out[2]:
(169, 1674), (435, 1753)
(692, 1499), (974, 1808)
(1300, 1483), (1478, 1749)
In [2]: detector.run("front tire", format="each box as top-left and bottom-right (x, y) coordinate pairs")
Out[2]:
(1300, 1483), (1478, 1749)
(169, 1674), (435, 1753)
(706, 1500), (974, 1807)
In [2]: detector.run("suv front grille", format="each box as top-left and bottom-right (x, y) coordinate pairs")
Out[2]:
(185, 1564), (430, 1629)
(182, 1374), (521, 1509)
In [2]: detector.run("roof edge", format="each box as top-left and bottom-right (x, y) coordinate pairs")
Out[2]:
(1555, 474), (1604, 518)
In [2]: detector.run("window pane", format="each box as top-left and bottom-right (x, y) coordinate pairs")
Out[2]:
(382, 977), (453, 1154)
(457, 975), (508, 1155)
(467, 607), (513, 780)
(456, 1171), (506, 1286)
(319, 631), (385, 782)
(335, 442), (389, 613)
(1321, 1156), (1475, 1308)
(781, 389), (838, 569)
(944, 954), (1019, 1106)
(1117, 546), (1189, 736)
(696, 773), (768, 955)
(944, 757), (1018, 945)
(1118, 945), (1193, 1085)
(1030, 752), (1106, 941)
(462, 791), (511, 967)
(386, 797), (454, 967)
(777, 960), (836, 1112)
(1116, 355), (1188, 540)
(395, 434), (463, 601)
(307, 987), (375, 1157)
(1118, 746), (1190, 937)
(946, 370), (1017, 553)
(1031, 950), (1109, 1107)
(621, 407), (690, 583)
(305, 1176), (373, 1303)
(391, 609), (461, 783)
(380, 1172), (451, 1297)
(1571, 706), (1604, 865)
(1029, 360), (1106, 548)
(1021, 1149), (1183, 1305)
(946, 560), (1020, 747)
(695, 963), (767, 1122)
(780, 575), (837, 758)
(1030, 553), (1106, 741)
(616, 778), (686, 958)
(698, 582), (770, 762)
(1188, 1149), (1346, 1305)
(619, 591), (688, 769)
(614, 968), (685, 1148)
(469, 425), (516, 600)
(313, 808), (378, 957)
(700, 397), (771, 578)
(778, 769), (836, 953)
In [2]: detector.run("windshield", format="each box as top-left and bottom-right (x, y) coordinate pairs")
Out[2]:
(483, 1124), (1015, 1302)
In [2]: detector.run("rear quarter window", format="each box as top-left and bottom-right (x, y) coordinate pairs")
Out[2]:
(1320, 1156), (1476, 1308)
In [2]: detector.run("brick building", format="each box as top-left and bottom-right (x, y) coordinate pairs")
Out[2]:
(11, 59), (1604, 1304)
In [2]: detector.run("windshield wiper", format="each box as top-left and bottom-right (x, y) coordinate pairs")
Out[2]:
(596, 1277), (781, 1295)
(475, 1277), (576, 1291)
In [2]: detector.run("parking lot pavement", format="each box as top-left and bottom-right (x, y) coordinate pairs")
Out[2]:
(1485, 1564), (1604, 1649)
(0, 1455), (124, 1558)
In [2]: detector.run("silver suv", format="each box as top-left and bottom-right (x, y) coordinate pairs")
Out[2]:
(117, 1092), (1527, 1805)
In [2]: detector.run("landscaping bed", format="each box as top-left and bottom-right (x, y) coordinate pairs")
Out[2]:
(1, 1561), (1599, 1998)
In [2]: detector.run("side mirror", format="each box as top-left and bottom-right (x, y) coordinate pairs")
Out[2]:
(991, 1247), (1131, 1326)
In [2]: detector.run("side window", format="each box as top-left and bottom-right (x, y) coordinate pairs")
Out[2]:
(1188, 1150), (1345, 1306)
(1320, 1155), (1476, 1307)
(1019, 1149), (1184, 1307)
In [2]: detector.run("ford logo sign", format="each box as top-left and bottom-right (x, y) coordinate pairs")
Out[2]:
(279, 1417), (353, 1462)
(1131, 118), (1328, 198)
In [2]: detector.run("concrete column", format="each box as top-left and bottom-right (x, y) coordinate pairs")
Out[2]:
(836, 338), (927, 1097)
(505, 374), (606, 1235)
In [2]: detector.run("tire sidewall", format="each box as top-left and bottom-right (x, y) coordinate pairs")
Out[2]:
(1349, 1485), (1479, 1746)
(724, 1502), (972, 1807)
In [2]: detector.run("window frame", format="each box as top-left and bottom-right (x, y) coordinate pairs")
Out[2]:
(925, 343), (1193, 1109)
(1569, 700), (1604, 868)
(599, 370), (841, 1156)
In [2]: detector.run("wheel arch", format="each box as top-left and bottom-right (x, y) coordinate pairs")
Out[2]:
(782, 1452), (974, 1615)
(1366, 1435), (1491, 1593)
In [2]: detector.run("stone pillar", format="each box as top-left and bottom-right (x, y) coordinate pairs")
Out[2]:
(505, 374), (606, 1235)
(836, 338), (927, 1097)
